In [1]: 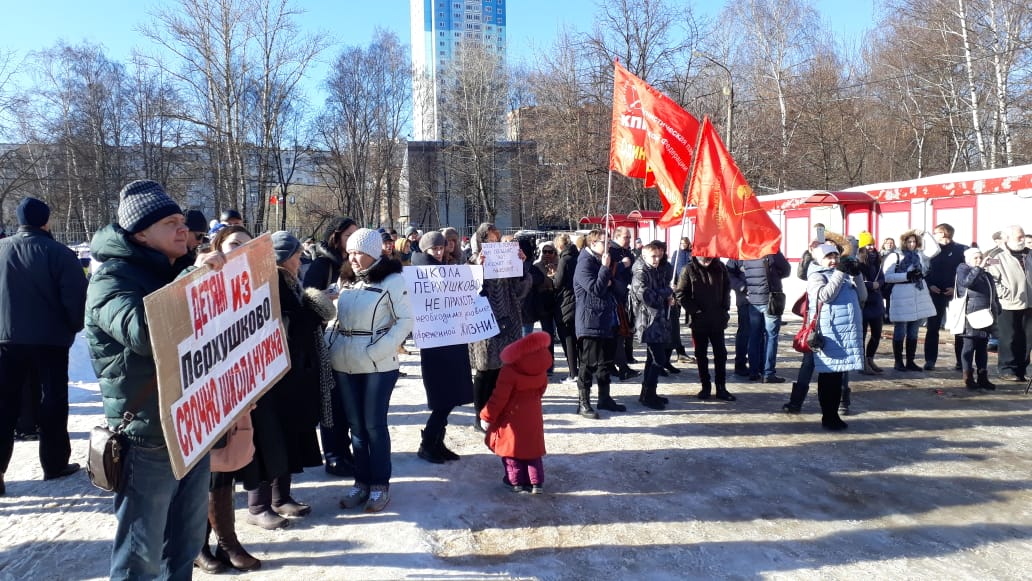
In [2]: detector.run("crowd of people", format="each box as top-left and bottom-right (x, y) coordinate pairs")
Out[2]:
(1, 178), (1027, 578)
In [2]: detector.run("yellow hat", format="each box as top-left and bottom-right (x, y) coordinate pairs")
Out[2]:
(857, 231), (874, 248)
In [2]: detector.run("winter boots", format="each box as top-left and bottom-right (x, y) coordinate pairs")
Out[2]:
(576, 388), (599, 419)
(194, 522), (226, 574)
(818, 379), (848, 431)
(438, 428), (460, 460)
(893, 340), (905, 371)
(905, 338), (923, 371)
(714, 384), (736, 401)
(418, 430), (446, 464)
(696, 381), (712, 400)
(862, 356), (883, 375)
(977, 369), (996, 391)
(639, 382), (666, 410)
(211, 484), (261, 571)
(596, 382), (627, 412)
(963, 370), (977, 390)
(782, 381), (807, 413)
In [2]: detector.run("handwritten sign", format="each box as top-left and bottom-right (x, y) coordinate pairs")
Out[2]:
(403, 264), (499, 348)
(144, 234), (291, 479)
(481, 241), (522, 279)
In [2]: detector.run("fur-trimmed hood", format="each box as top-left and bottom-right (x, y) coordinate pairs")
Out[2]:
(899, 229), (924, 250)
(302, 287), (336, 322)
(500, 331), (553, 377)
(357, 256), (403, 284)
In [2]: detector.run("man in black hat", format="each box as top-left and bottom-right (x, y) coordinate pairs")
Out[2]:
(0, 197), (88, 495)
(220, 208), (244, 226)
(184, 209), (209, 257)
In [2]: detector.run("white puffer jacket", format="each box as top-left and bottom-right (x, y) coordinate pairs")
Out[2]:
(883, 230), (939, 323)
(329, 259), (413, 374)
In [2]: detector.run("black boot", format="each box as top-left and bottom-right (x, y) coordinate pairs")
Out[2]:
(577, 387), (599, 419)
(714, 384), (736, 401)
(639, 382), (665, 410)
(962, 370), (977, 390)
(417, 429), (446, 464)
(905, 338), (922, 371)
(596, 381), (627, 412)
(783, 382), (805, 413)
(194, 521), (227, 574)
(977, 369), (996, 391)
(696, 381), (712, 400)
(892, 340), (905, 371)
(436, 427), (460, 461)
(818, 378), (847, 431)
(653, 383), (669, 405)
(212, 484), (261, 571)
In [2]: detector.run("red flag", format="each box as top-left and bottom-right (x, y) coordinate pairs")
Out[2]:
(609, 62), (700, 228)
(688, 117), (782, 260)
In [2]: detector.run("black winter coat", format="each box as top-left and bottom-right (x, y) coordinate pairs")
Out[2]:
(0, 226), (86, 347)
(676, 258), (731, 330)
(573, 247), (615, 338)
(927, 240), (968, 291)
(240, 270), (324, 487)
(554, 245), (578, 324)
(412, 251), (475, 410)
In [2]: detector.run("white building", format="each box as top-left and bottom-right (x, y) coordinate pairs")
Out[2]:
(410, 0), (507, 140)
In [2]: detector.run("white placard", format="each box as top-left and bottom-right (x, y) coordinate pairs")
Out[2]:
(403, 264), (500, 348)
(481, 241), (523, 279)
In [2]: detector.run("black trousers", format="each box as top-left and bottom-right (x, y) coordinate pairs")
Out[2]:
(577, 337), (615, 391)
(925, 292), (961, 366)
(996, 308), (1032, 376)
(690, 325), (728, 385)
(0, 345), (71, 474)
(555, 316), (579, 379)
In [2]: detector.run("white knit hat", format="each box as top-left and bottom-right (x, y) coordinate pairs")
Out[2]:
(346, 227), (383, 259)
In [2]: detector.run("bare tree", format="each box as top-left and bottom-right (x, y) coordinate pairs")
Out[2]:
(438, 44), (509, 223)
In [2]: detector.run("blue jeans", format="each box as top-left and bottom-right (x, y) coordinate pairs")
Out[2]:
(110, 444), (210, 581)
(747, 303), (782, 377)
(893, 320), (921, 341)
(336, 370), (399, 486)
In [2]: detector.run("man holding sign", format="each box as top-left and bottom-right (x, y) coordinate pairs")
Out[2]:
(85, 180), (226, 580)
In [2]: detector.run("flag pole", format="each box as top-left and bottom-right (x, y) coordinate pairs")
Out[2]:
(669, 116), (708, 288)
(604, 169), (613, 249)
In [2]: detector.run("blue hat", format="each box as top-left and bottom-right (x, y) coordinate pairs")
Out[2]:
(271, 231), (301, 264)
(117, 180), (181, 234)
(16, 197), (50, 228)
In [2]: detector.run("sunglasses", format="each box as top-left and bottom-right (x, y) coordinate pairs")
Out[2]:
(542, 249), (555, 254)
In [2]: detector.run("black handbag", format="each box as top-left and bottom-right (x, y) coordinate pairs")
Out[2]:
(86, 411), (134, 493)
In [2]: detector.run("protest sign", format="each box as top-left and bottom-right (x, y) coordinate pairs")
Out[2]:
(481, 241), (523, 279)
(144, 234), (291, 479)
(403, 264), (499, 348)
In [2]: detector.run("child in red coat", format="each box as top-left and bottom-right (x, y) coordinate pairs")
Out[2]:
(480, 331), (551, 494)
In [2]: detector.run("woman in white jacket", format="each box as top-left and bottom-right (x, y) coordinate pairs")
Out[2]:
(330, 228), (413, 513)
(882, 229), (939, 371)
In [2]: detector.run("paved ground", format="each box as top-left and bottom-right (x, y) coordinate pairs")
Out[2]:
(2, 323), (1031, 580)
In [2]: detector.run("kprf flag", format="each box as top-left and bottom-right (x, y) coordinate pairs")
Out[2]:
(609, 62), (700, 228)
(687, 117), (782, 260)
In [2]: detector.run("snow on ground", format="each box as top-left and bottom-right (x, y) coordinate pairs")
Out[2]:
(2, 326), (1032, 580)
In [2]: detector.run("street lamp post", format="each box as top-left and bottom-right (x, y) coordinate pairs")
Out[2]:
(693, 51), (734, 152)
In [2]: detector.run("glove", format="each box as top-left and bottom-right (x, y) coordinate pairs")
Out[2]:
(906, 269), (923, 282)
(836, 258), (860, 276)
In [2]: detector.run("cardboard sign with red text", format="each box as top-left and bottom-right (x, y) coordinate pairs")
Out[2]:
(144, 234), (290, 479)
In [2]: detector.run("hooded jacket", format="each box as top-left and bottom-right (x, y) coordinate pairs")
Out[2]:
(480, 331), (550, 460)
(882, 229), (939, 322)
(675, 257), (731, 330)
(726, 251), (791, 307)
(629, 258), (672, 344)
(85, 224), (186, 445)
(807, 266), (864, 374)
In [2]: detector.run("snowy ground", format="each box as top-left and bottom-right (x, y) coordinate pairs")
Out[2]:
(2, 321), (1032, 580)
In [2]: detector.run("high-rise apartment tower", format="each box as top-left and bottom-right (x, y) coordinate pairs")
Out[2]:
(410, 0), (507, 140)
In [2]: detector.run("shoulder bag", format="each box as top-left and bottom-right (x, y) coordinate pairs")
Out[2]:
(793, 300), (824, 353)
(944, 274), (967, 335)
(966, 272), (995, 329)
(87, 412), (133, 494)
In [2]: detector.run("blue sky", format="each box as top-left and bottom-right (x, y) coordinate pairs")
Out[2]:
(3, 0), (875, 104)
